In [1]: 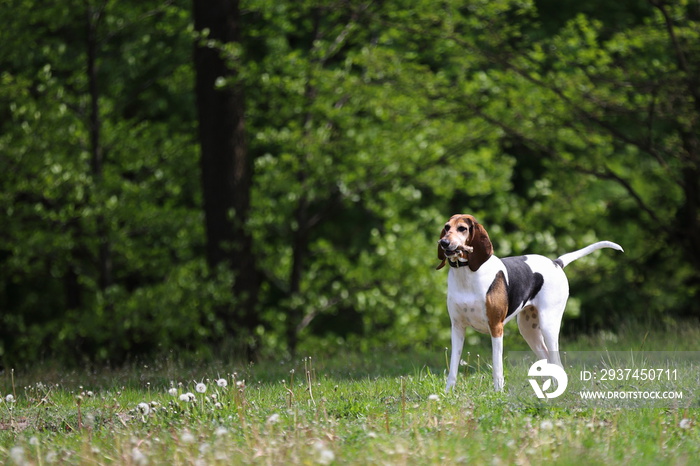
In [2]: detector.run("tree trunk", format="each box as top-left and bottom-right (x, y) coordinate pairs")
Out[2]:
(86, 5), (112, 291)
(193, 0), (260, 355)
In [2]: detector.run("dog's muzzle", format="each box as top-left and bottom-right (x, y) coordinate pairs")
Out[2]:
(438, 238), (456, 256)
(439, 239), (472, 267)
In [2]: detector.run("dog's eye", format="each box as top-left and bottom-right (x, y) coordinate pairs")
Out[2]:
(457, 226), (467, 232)
(444, 225), (450, 232)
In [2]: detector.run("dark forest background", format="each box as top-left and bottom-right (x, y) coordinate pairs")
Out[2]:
(1, 0), (698, 366)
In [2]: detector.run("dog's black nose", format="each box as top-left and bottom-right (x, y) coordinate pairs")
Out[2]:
(439, 238), (451, 249)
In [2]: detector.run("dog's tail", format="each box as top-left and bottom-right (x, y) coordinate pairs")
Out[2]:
(554, 241), (624, 268)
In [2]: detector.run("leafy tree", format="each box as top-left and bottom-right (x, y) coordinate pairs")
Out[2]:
(236, 0), (518, 353)
(0, 0), (212, 363)
(0, 0), (697, 366)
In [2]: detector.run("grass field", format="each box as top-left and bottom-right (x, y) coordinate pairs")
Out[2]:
(0, 322), (699, 465)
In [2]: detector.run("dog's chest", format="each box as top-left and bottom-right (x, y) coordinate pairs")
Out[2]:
(448, 292), (490, 333)
(446, 262), (502, 334)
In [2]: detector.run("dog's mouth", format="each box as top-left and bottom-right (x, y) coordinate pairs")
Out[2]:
(441, 244), (472, 260)
(443, 248), (459, 257)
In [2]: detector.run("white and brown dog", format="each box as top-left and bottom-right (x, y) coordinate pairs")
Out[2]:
(437, 214), (623, 392)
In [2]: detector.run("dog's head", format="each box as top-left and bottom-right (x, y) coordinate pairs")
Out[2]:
(436, 214), (493, 271)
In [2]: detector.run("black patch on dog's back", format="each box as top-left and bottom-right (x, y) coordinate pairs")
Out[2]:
(502, 256), (544, 317)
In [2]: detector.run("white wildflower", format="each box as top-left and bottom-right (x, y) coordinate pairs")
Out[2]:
(199, 442), (210, 455)
(680, 418), (692, 429)
(196, 383), (207, 393)
(266, 413), (281, 425)
(179, 392), (195, 402)
(181, 430), (196, 444)
(428, 394), (440, 401)
(9, 446), (25, 464)
(137, 402), (151, 416)
(313, 440), (335, 465)
(5, 394), (15, 403)
(540, 420), (554, 431)
(217, 378), (227, 387)
(168, 388), (178, 397)
(214, 426), (228, 437)
(132, 447), (147, 466)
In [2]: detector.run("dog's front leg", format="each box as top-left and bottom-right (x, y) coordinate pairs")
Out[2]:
(446, 322), (465, 392)
(491, 336), (505, 391)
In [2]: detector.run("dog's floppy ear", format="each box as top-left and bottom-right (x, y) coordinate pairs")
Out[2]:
(466, 221), (493, 272)
(436, 227), (447, 270)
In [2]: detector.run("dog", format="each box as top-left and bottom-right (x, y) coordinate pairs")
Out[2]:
(437, 214), (623, 392)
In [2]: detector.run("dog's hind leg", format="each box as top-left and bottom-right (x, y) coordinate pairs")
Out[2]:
(517, 306), (549, 360)
(540, 309), (564, 367)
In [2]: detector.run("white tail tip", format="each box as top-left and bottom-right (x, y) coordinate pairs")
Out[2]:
(556, 241), (623, 268)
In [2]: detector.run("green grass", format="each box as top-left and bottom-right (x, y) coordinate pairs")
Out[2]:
(0, 324), (699, 465)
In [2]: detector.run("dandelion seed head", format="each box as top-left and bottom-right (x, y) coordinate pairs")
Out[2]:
(266, 413), (281, 425)
(428, 394), (440, 401)
(9, 446), (24, 464)
(199, 442), (210, 455)
(313, 441), (335, 465)
(137, 402), (151, 416)
(196, 383), (207, 393)
(540, 420), (554, 431)
(181, 430), (196, 444)
(131, 447), (147, 466)
(179, 392), (196, 402)
(216, 378), (227, 387)
(680, 418), (692, 429)
(168, 388), (178, 396)
(5, 394), (15, 403)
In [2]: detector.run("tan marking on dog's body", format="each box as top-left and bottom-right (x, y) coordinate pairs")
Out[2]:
(486, 270), (508, 338)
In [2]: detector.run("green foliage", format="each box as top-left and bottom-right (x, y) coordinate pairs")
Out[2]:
(1, 0), (699, 364)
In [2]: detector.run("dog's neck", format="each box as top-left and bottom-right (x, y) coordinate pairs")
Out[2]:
(448, 258), (470, 268)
